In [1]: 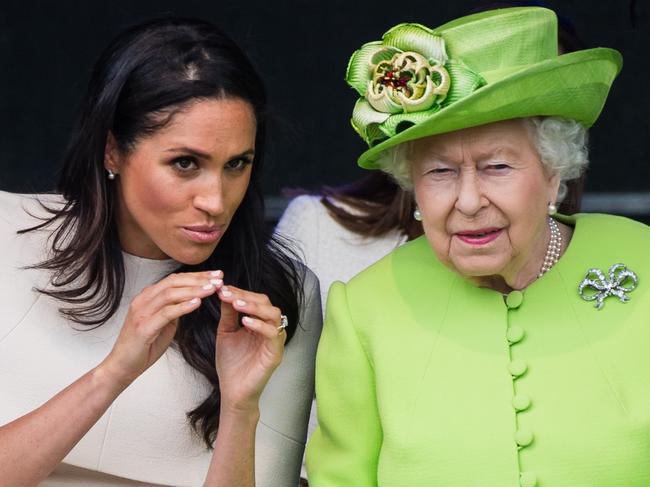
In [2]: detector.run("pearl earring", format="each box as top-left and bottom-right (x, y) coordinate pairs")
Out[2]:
(548, 202), (557, 215)
(107, 169), (116, 180)
(413, 207), (422, 221)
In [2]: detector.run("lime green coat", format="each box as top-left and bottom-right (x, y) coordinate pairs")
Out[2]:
(306, 214), (650, 486)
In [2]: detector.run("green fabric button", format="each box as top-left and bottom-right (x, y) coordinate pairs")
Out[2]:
(520, 472), (538, 487)
(515, 429), (534, 447)
(512, 394), (531, 411)
(509, 359), (528, 377)
(506, 290), (524, 309)
(507, 326), (525, 344)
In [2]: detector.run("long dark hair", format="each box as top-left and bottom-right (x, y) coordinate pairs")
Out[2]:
(287, 171), (423, 241)
(20, 17), (302, 448)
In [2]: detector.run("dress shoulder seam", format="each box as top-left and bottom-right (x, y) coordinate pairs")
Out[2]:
(0, 292), (42, 344)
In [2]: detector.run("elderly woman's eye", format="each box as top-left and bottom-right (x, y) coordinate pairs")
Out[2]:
(428, 167), (454, 175)
(487, 163), (511, 170)
(172, 157), (199, 172)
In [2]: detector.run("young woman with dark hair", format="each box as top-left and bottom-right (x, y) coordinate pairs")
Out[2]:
(0, 17), (321, 487)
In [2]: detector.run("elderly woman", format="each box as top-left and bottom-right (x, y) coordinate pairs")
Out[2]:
(306, 7), (649, 487)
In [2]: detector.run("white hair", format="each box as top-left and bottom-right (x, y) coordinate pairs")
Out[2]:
(375, 117), (589, 203)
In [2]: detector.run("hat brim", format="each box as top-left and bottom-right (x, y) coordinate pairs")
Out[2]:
(358, 47), (622, 169)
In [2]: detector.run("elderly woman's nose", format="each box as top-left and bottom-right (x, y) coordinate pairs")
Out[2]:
(454, 171), (486, 215)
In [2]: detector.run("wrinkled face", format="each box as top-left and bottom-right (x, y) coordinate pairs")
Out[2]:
(411, 119), (560, 286)
(106, 98), (256, 264)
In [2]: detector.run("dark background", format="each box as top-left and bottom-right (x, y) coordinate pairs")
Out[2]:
(1, 0), (648, 218)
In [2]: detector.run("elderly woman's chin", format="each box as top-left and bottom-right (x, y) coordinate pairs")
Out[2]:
(449, 253), (509, 277)
(441, 237), (514, 283)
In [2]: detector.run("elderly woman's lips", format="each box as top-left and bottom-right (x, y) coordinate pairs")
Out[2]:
(181, 226), (223, 243)
(455, 228), (503, 246)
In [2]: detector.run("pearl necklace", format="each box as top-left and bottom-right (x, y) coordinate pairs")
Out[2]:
(538, 217), (562, 278)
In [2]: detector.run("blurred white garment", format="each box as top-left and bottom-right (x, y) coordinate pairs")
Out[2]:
(275, 194), (407, 479)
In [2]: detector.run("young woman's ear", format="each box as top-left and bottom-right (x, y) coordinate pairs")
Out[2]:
(104, 132), (120, 176)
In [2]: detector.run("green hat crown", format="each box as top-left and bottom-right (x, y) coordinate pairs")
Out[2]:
(346, 7), (622, 168)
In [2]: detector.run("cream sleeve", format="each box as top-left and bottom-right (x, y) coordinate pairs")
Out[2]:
(254, 266), (322, 487)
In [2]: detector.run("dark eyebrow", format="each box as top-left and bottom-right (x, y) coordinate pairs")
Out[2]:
(165, 146), (212, 160)
(164, 147), (255, 161)
(229, 149), (256, 160)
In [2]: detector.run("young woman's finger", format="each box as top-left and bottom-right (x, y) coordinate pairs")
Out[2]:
(241, 316), (288, 343)
(141, 270), (224, 301)
(218, 286), (280, 323)
(218, 299), (241, 334)
(139, 297), (203, 338)
(217, 284), (271, 306)
(145, 281), (221, 315)
(230, 297), (281, 325)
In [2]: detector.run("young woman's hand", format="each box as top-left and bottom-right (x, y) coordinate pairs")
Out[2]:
(98, 270), (223, 386)
(215, 281), (288, 413)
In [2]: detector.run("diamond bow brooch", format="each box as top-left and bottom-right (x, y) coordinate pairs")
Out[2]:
(578, 263), (638, 310)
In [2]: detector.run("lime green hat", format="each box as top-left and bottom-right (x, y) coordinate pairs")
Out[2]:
(347, 7), (622, 169)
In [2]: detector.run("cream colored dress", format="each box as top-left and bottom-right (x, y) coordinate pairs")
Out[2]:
(275, 194), (408, 478)
(0, 191), (322, 487)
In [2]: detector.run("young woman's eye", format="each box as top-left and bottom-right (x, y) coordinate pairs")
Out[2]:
(171, 157), (199, 172)
(225, 157), (253, 171)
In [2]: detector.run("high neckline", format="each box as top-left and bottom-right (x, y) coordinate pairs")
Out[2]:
(121, 251), (180, 289)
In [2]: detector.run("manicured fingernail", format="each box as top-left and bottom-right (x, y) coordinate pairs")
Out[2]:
(210, 270), (223, 277)
(202, 283), (214, 290)
(187, 297), (200, 306)
(221, 286), (232, 297)
(210, 278), (222, 286)
(242, 316), (255, 326)
(235, 299), (246, 307)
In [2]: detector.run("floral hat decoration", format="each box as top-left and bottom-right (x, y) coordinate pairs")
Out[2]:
(347, 7), (622, 168)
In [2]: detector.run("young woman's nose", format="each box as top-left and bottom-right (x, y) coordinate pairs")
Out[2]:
(193, 175), (225, 216)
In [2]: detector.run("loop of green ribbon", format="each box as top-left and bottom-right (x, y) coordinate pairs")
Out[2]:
(346, 24), (487, 147)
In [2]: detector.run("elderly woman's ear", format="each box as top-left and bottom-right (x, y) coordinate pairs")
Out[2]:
(546, 170), (561, 211)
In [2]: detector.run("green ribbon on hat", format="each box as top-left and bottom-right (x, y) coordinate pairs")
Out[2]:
(346, 23), (486, 147)
(348, 8), (622, 169)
